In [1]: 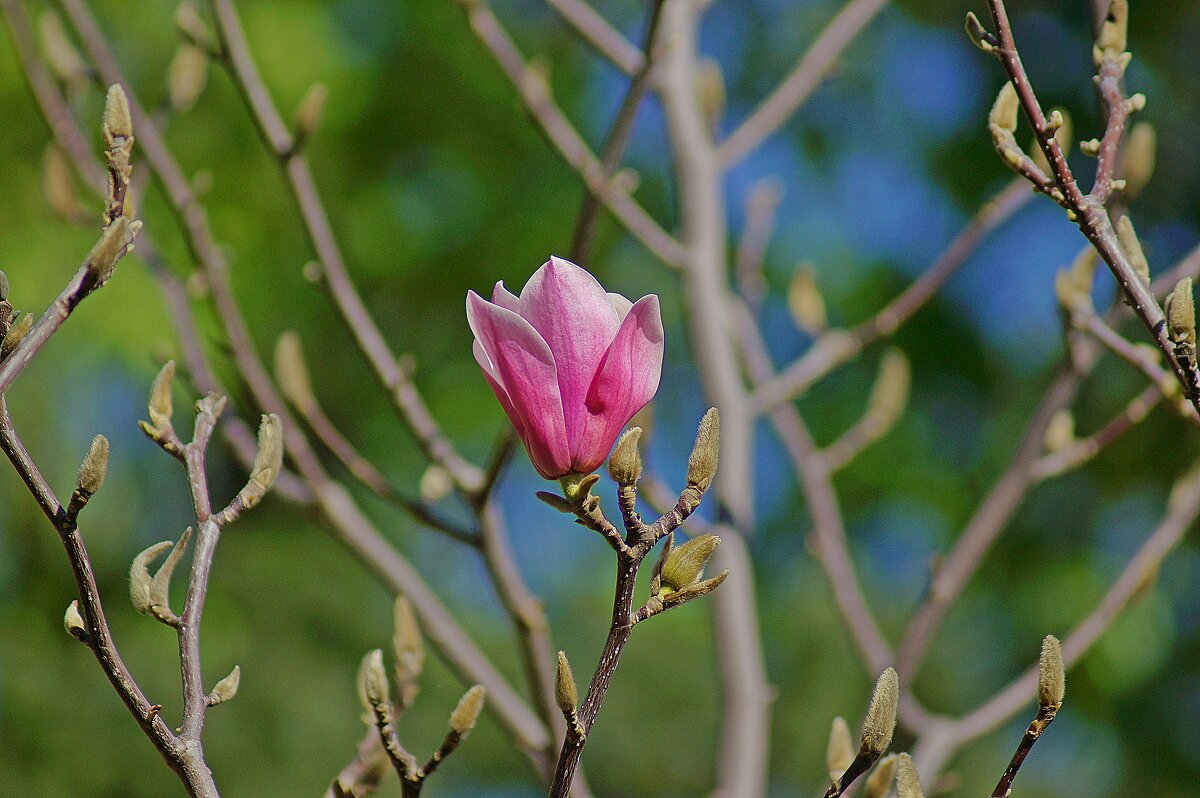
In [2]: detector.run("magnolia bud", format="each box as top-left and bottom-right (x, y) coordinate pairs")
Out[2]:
(608, 427), (643, 486)
(85, 217), (133, 285)
(130, 540), (174, 615)
(696, 58), (725, 130)
(895, 753), (923, 798)
(238, 414), (283, 510)
(43, 144), (81, 223)
(392, 595), (424, 688)
(1122, 122), (1156, 196)
(860, 667), (898, 758)
(1097, 0), (1128, 57)
(686, 409), (720, 491)
(207, 665), (241, 706)
(555, 650), (578, 715)
(864, 754), (898, 798)
(1038, 634), (1065, 709)
(868, 349), (910, 428)
(449, 685), (486, 735)
(787, 266), (827, 333)
(827, 716), (854, 781)
(274, 331), (315, 410)
(1, 313), (33, 360)
(660, 534), (721, 594)
(39, 11), (88, 86)
(1166, 277), (1196, 346)
(1116, 215), (1150, 288)
(77, 434), (109, 496)
(168, 43), (209, 112)
(358, 649), (390, 711)
(293, 83), (328, 146)
(148, 360), (176, 432)
(103, 84), (133, 145)
(989, 82), (1019, 135)
(964, 12), (996, 52)
(64, 600), (88, 642)
(1043, 410), (1075, 453)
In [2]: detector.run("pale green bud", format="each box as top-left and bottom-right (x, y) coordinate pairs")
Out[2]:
(608, 427), (643, 486)
(555, 650), (578, 715)
(207, 665), (241, 706)
(450, 685), (486, 735)
(660, 534), (721, 594)
(827, 716), (854, 781)
(686, 409), (720, 491)
(1038, 634), (1065, 709)
(860, 667), (898, 758)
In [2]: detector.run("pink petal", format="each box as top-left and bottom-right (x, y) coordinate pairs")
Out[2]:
(466, 291), (571, 478)
(518, 257), (622, 449)
(473, 340), (526, 441)
(608, 292), (633, 319)
(492, 281), (520, 312)
(571, 294), (664, 473)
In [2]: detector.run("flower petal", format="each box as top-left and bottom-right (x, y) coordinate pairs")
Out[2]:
(466, 291), (571, 477)
(518, 257), (622, 449)
(473, 340), (526, 441)
(572, 294), (664, 472)
(608, 292), (633, 320)
(492, 281), (520, 313)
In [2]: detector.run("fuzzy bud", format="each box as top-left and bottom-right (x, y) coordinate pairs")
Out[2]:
(1031, 108), (1073, 172)
(686, 408), (720, 491)
(696, 57), (725, 130)
(607, 427), (643, 486)
(129, 540), (174, 615)
(864, 754), (898, 798)
(449, 685), (486, 735)
(1122, 122), (1156, 196)
(175, 1), (215, 50)
(660, 534), (721, 594)
(77, 434), (109, 496)
(207, 665), (241, 706)
(964, 12), (996, 52)
(392, 595), (425, 689)
(787, 266), (827, 333)
(358, 649), (390, 711)
(238, 414), (283, 510)
(895, 753), (923, 798)
(1097, 0), (1128, 58)
(43, 144), (81, 223)
(1166, 277), (1196, 346)
(63, 600), (88, 642)
(989, 82), (1019, 135)
(1038, 634), (1065, 709)
(85, 216), (134, 285)
(419, 465), (453, 502)
(274, 331), (315, 410)
(827, 716), (854, 781)
(1116, 215), (1150, 288)
(293, 83), (329, 147)
(148, 360), (176, 432)
(39, 11), (89, 87)
(867, 349), (910, 429)
(102, 84), (133, 145)
(168, 43), (209, 112)
(1, 313), (33, 360)
(555, 650), (579, 715)
(0, 271), (8, 303)
(1043, 410), (1075, 453)
(860, 667), (898, 758)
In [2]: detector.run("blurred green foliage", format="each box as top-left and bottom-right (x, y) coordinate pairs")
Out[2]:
(1, 0), (1200, 796)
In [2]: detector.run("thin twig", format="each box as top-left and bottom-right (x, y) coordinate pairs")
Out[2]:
(544, 0), (642, 75)
(1030, 383), (1162, 480)
(208, 0), (485, 495)
(568, 0), (666, 264)
(752, 176), (1033, 412)
(52, 0), (551, 768)
(658, 5), (773, 794)
(0, 398), (205, 793)
(458, 0), (686, 267)
(718, 0), (891, 166)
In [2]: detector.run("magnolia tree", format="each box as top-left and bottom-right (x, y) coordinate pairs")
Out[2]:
(0, 0), (1193, 795)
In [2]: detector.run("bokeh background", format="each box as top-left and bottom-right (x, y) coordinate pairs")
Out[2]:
(1, 0), (1199, 795)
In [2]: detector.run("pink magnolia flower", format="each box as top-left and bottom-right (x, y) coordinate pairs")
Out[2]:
(467, 256), (664, 479)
